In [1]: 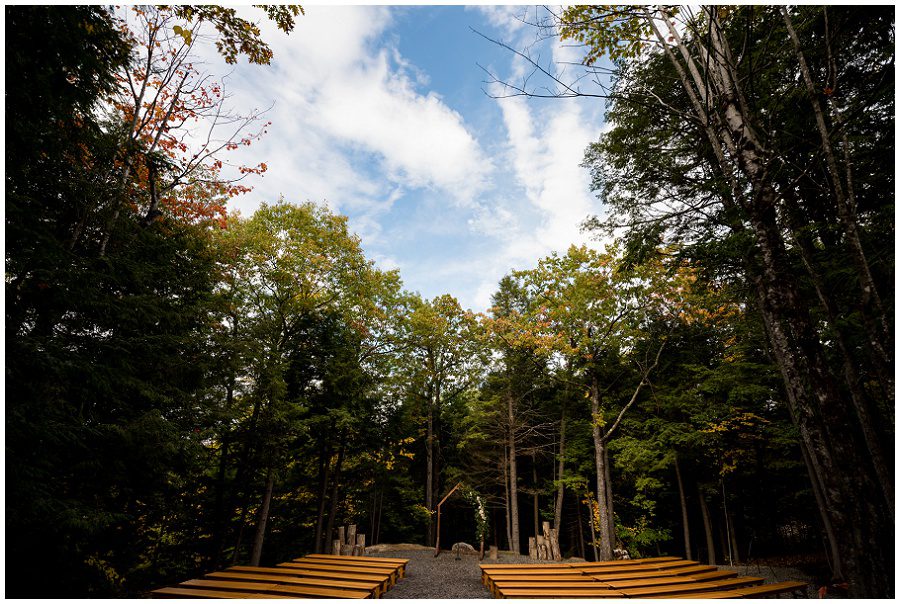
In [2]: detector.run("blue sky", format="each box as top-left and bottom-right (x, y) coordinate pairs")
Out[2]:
(208, 5), (612, 311)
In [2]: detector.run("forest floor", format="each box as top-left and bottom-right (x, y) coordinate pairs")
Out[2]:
(370, 548), (818, 599)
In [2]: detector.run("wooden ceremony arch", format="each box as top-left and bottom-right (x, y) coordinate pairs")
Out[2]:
(433, 482), (486, 560)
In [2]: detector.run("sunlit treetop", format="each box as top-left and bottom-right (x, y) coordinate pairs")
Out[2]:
(167, 5), (304, 65)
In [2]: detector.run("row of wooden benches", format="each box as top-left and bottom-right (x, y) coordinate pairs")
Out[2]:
(480, 556), (807, 599)
(152, 553), (409, 599)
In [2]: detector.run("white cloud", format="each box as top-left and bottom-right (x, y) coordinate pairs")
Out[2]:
(184, 6), (612, 313)
(202, 6), (493, 230)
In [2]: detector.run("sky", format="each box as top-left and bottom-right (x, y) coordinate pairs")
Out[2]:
(202, 5), (613, 312)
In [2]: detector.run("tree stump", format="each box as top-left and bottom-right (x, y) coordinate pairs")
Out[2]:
(489, 545), (498, 560)
(353, 534), (366, 556)
(334, 524), (367, 556)
(536, 534), (547, 560)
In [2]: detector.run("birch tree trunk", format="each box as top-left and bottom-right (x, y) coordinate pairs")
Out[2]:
(590, 376), (614, 561)
(554, 406), (566, 534)
(781, 8), (892, 377)
(652, 10), (893, 595)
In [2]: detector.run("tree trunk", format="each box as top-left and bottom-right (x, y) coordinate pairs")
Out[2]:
(752, 258), (893, 597)
(313, 438), (333, 553)
(603, 446), (615, 549)
(576, 496), (585, 559)
(324, 438), (346, 554)
(507, 391), (520, 554)
(649, 12), (893, 592)
(727, 511), (740, 565)
(674, 453), (691, 560)
(503, 448), (512, 551)
(781, 8), (892, 382)
(249, 467), (275, 566)
(697, 13), (892, 593)
(782, 192), (895, 518)
(425, 389), (434, 547)
(532, 451), (539, 543)
(230, 397), (264, 564)
(799, 438), (842, 579)
(210, 434), (230, 569)
(590, 376), (614, 561)
(587, 498), (599, 562)
(554, 406), (567, 533)
(374, 488), (384, 546)
(698, 485), (716, 566)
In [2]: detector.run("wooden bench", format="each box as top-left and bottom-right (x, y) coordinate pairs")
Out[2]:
(294, 555), (408, 578)
(490, 581), (608, 598)
(153, 586), (291, 598)
(481, 568), (590, 589)
(150, 553), (409, 599)
(277, 561), (399, 585)
(616, 576), (765, 597)
(496, 587), (627, 599)
(206, 570), (384, 597)
(650, 580), (808, 599)
(228, 565), (391, 595)
(567, 556), (682, 568)
(175, 578), (371, 598)
(581, 565), (722, 581)
(480, 563), (574, 569)
(306, 553), (409, 564)
(598, 575), (716, 590)
(491, 576), (757, 600)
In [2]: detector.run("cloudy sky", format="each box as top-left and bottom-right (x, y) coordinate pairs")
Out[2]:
(206, 5), (612, 312)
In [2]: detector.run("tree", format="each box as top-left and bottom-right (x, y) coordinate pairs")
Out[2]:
(5, 6), (303, 593)
(503, 246), (688, 559)
(6, 7), (223, 595)
(79, 5), (302, 254)
(558, 5), (893, 596)
(212, 200), (398, 564)
(396, 294), (485, 546)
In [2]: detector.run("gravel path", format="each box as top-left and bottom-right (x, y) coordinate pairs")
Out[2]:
(371, 548), (556, 599)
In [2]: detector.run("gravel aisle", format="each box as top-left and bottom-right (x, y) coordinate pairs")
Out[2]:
(371, 549), (558, 599)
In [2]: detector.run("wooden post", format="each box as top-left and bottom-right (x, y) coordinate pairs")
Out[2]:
(528, 536), (537, 559)
(337, 526), (345, 549)
(332, 539), (341, 555)
(348, 525), (357, 547)
(489, 545), (499, 560)
(355, 533), (366, 556)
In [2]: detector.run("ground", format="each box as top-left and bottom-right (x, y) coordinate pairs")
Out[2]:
(368, 547), (818, 599)
(372, 547), (550, 599)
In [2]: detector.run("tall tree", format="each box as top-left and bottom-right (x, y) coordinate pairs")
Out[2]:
(558, 5), (893, 595)
(398, 294), (484, 546)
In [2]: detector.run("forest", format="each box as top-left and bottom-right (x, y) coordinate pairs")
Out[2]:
(5, 5), (894, 599)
